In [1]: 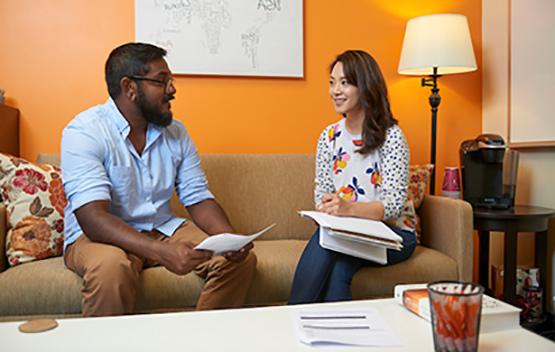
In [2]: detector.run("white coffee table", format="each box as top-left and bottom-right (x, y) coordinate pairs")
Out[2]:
(1, 298), (553, 351)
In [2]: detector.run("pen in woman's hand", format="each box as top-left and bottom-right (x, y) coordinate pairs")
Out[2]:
(317, 193), (334, 211)
(321, 193), (336, 203)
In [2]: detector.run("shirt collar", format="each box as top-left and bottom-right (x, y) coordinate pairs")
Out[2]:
(106, 98), (131, 138)
(146, 123), (163, 150)
(105, 98), (165, 147)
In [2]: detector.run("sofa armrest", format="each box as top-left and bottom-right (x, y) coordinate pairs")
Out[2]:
(0, 203), (7, 273)
(419, 195), (473, 282)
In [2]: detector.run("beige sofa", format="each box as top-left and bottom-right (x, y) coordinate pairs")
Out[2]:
(0, 154), (473, 322)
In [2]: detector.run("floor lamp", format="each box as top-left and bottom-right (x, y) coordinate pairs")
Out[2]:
(398, 14), (477, 195)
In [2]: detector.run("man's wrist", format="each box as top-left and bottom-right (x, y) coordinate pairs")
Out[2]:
(149, 240), (167, 264)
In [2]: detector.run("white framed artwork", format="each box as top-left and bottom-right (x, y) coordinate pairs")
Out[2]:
(135, 0), (304, 77)
(509, 0), (555, 147)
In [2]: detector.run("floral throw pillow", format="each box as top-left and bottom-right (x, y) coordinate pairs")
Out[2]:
(385, 198), (417, 233)
(407, 164), (434, 240)
(385, 165), (434, 242)
(0, 153), (66, 266)
(408, 164), (434, 209)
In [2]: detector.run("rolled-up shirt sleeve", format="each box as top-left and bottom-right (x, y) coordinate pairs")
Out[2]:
(378, 126), (410, 220)
(61, 122), (111, 213)
(174, 125), (214, 206)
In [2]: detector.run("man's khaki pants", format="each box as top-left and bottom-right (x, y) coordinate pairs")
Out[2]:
(64, 221), (257, 317)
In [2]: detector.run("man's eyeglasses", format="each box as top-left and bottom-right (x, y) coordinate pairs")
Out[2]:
(128, 75), (175, 91)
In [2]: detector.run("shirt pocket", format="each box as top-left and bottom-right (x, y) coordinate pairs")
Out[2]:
(109, 166), (133, 205)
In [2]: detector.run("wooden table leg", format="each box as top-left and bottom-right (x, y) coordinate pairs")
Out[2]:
(535, 230), (547, 313)
(504, 229), (518, 306)
(478, 230), (490, 289)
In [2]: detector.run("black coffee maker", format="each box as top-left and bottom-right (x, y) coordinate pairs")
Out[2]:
(460, 134), (517, 209)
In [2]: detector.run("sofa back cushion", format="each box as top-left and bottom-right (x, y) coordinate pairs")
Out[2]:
(39, 153), (318, 241)
(33, 153), (431, 243)
(180, 154), (317, 241)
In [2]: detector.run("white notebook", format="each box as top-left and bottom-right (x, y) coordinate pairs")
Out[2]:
(299, 211), (403, 264)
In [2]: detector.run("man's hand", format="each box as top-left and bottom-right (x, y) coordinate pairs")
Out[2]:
(317, 193), (353, 217)
(157, 240), (213, 275)
(222, 242), (254, 263)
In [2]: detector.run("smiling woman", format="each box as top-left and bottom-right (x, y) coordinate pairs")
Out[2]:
(288, 50), (417, 305)
(329, 62), (363, 120)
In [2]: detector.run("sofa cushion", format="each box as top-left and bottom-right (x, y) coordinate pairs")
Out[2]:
(36, 153), (320, 242)
(246, 239), (458, 304)
(0, 153), (66, 266)
(0, 257), (81, 317)
(351, 246), (458, 299)
(32, 153), (431, 242)
(246, 239), (307, 304)
(0, 238), (458, 319)
(197, 154), (317, 241)
(0, 256), (206, 317)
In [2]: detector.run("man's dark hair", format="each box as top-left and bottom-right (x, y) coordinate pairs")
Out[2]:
(105, 43), (167, 99)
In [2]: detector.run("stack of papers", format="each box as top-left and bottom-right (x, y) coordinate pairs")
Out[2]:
(299, 211), (403, 264)
(292, 309), (401, 347)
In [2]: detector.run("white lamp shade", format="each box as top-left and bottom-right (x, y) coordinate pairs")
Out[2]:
(398, 14), (477, 75)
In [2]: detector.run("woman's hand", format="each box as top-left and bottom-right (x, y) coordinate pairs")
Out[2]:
(317, 193), (353, 216)
(317, 193), (385, 220)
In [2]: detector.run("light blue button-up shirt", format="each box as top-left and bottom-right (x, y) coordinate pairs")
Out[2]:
(61, 98), (214, 250)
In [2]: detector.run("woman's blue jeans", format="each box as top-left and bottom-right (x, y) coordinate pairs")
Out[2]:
(288, 226), (417, 305)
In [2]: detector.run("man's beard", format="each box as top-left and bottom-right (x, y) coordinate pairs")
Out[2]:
(136, 87), (174, 127)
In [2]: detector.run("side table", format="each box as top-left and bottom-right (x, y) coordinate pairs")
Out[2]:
(473, 205), (555, 312)
(0, 104), (19, 156)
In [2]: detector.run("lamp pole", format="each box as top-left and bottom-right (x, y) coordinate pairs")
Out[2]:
(421, 66), (441, 195)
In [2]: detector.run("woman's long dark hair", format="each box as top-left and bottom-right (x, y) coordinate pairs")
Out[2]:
(330, 50), (398, 155)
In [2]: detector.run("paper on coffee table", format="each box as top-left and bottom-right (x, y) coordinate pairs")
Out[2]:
(195, 223), (275, 254)
(292, 308), (401, 347)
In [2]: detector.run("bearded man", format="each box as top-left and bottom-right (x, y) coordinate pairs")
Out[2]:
(61, 43), (256, 317)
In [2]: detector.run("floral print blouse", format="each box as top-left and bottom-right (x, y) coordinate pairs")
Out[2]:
(315, 119), (416, 232)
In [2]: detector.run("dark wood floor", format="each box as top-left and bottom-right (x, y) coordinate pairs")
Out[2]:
(522, 313), (555, 341)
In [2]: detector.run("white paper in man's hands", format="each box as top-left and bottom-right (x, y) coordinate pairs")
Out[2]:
(194, 223), (275, 254)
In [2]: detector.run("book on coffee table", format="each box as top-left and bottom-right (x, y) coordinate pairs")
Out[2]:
(393, 283), (521, 333)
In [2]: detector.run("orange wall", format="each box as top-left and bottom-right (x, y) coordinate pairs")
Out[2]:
(0, 0), (482, 188)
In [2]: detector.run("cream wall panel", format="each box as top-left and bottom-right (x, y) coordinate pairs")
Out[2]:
(483, 0), (555, 313)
